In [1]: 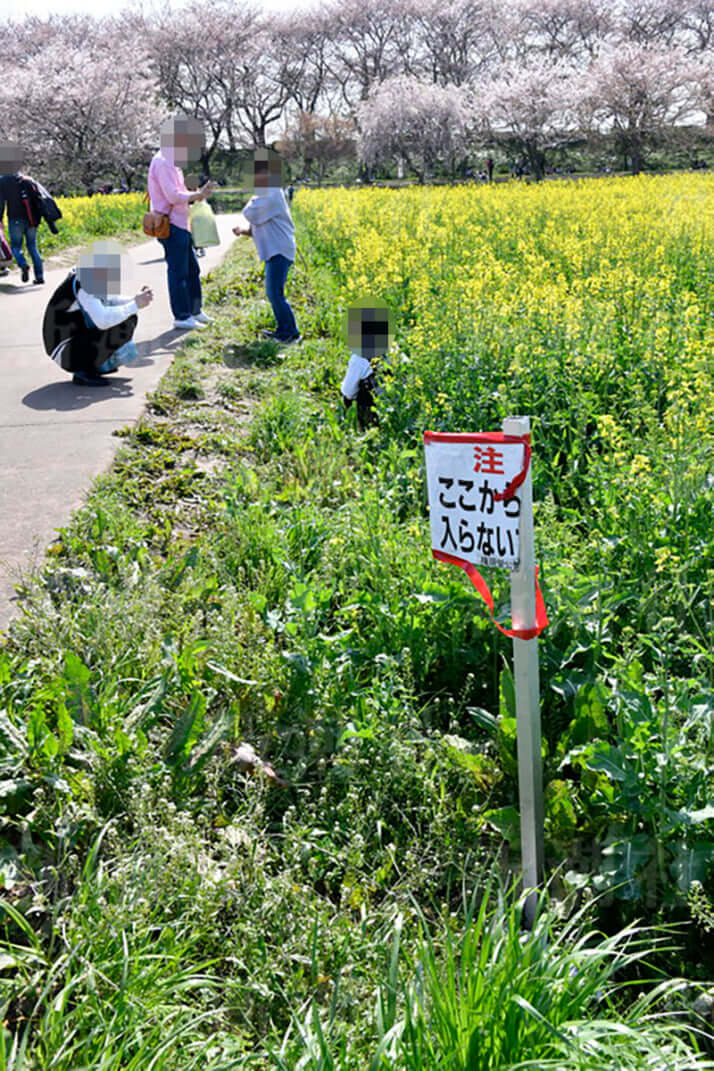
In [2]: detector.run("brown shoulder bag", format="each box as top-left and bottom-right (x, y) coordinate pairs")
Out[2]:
(142, 192), (170, 239)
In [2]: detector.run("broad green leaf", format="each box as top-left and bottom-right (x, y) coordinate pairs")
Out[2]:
(499, 665), (516, 721)
(90, 547), (112, 576)
(566, 681), (610, 746)
(586, 744), (628, 782)
(186, 711), (233, 772)
(467, 706), (499, 734)
(497, 714), (518, 778)
(164, 689), (206, 765)
(63, 652), (92, 726)
(56, 698), (74, 754)
(484, 805), (520, 849)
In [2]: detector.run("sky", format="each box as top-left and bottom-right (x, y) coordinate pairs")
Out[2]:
(2, 0), (307, 17)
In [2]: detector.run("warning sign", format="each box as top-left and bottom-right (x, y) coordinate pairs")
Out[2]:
(423, 431), (530, 571)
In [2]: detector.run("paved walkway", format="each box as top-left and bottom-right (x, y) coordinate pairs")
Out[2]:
(0, 213), (241, 631)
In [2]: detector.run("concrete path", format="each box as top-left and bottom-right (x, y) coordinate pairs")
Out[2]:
(0, 212), (241, 632)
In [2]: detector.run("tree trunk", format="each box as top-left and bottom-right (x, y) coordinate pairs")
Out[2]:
(630, 138), (643, 175)
(358, 161), (372, 184)
(525, 142), (545, 182)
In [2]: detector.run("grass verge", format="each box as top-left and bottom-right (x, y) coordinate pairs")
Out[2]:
(0, 226), (712, 1066)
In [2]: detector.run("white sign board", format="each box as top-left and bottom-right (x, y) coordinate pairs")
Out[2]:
(424, 432), (528, 571)
(424, 421), (545, 928)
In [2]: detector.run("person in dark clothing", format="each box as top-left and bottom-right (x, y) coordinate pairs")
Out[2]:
(43, 241), (153, 386)
(0, 142), (45, 284)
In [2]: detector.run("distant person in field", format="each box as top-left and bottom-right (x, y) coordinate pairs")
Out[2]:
(232, 148), (300, 344)
(340, 301), (394, 429)
(147, 116), (214, 330)
(42, 240), (153, 387)
(0, 141), (46, 285)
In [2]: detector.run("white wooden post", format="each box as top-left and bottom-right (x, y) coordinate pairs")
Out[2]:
(503, 415), (544, 928)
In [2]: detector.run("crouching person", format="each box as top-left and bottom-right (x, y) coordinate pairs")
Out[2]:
(42, 240), (153, 386)
(340, 301), (394, 429)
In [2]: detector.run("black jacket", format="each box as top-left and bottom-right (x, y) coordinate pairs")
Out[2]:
(35, 181), (62, 233)
(0, 173), (25, 221)
(0, 173), (62, 233)
(43, 271), (137, 374)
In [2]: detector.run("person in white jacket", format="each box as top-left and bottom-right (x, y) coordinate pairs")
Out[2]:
(340, 302), (394, 428)
(232, 149), (300, 343)
(42, 241), (153, 386)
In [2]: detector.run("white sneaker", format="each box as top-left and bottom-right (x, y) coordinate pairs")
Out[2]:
(173, 316), (206, 330)
(195, 311), (212, 324)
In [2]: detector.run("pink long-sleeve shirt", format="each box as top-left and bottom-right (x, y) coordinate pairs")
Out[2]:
(147, 150), (192, 231)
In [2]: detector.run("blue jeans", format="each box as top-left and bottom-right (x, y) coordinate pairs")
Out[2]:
(96, 339), (138, 373)
(158, 224), (202, 321)
(8, 217), (43, 280)
(264, 254), (298, 339)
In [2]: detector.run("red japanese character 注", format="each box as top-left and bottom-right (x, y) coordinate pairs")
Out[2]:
(473, 444), (505, 475)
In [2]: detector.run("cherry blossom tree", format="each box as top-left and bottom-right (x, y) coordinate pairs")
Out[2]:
(321, 0), (416, 111)
(410, 0), (507, 85)
(2, 12), (95, 63)
(613, 0), (688, 47)
(0, 18), (161, 191)
(280, 111), (357, 182)
(2, 0), (713, 186)
(695, 53), (714, 127)
(578, 42), (705, 172)
(679, 0), (714, 53)
(357, 75), (472, 181)
(277, 9), (346, 115)
(475, 59), (580, 179)
(148, 2), (262, 167)
(510, 0), (613, 60)
(221, 21), (300, 149)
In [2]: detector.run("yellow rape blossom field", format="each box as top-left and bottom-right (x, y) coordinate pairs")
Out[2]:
(298, 174), (714, 434)
(38, 191), (146, 255)
(297, 176), (714, 550)
(292, 173), (714, 921)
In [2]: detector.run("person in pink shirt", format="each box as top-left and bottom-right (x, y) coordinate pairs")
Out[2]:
(147, 116), (214, 330)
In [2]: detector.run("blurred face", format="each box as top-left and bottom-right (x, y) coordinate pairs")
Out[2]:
(0, 141), (24, 174)
(345, 302), (393, 361)
(160, 117), (204, 167)
(77, 240), (123, 299)
(252, 148), (284, 191)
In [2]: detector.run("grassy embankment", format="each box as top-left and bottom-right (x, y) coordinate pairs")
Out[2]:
(1, 177), (714, 1066)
